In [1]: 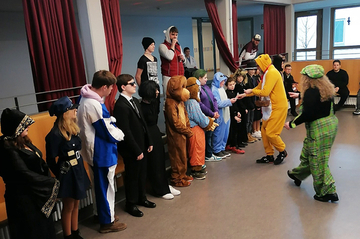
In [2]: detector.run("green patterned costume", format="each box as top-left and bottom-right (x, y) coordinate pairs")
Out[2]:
(289, 104), (337, 197)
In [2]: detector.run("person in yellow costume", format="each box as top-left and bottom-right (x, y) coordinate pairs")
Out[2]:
(241, 54), (288, 165)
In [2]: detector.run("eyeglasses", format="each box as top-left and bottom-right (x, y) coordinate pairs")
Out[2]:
(127, 81), (136, 86)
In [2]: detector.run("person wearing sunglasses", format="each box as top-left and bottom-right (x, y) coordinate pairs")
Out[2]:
(114, 74), (155, 217)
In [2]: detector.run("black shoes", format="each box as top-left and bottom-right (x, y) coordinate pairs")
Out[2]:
(256, 155), (274, 163)
(314, 193), (339, 202)
(137, 200), (156, 208)
(291, 111), (298, 117)
(274, 150), (287, 165)
(213, 151), (226, 158)
(221, 150), (231, 157)
(125, 205), (144, 217)
(238, 143), (247, 147)
(287, 170), (301, 186)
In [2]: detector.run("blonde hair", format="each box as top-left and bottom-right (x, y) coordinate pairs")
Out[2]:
(233, 68), (248, 84)
(56, 110), (80, 141)
(300, 75), (336, 102)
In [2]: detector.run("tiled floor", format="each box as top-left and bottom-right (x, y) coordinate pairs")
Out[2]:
(60, 108), (360, 239)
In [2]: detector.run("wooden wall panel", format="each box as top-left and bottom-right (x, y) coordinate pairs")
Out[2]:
(290, 59), (360, 95)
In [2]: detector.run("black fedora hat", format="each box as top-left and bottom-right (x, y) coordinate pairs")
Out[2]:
(245, 60), (257, 70)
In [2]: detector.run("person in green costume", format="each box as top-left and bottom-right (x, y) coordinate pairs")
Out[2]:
(284, 64), (339, 203)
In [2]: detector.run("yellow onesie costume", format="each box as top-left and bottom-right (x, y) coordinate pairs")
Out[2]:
(250, 54), (288, 165)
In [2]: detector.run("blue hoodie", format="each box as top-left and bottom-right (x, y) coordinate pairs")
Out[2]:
(211, 72), (232, 124)
(77, 84), (124, 167)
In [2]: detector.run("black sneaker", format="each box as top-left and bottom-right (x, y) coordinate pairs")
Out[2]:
(191, 170), (207, 180)
(287, 170), (301, 186)
(238, 143), (247, 148)
(274, 150), (287, 165)
(213, 151), (226, 158)
(314, 193), (339, 202)
(256, 155), (274, 163)
(221, 150), (231, 157)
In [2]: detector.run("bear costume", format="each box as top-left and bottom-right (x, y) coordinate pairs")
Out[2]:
(165, 75), (193, 187)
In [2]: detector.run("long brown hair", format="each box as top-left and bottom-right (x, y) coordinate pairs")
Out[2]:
(3, 135), (32, 149)
(300, 74), (336, 102)
(56, 110), (80, 141)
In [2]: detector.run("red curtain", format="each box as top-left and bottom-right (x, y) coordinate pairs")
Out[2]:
(263, 4), (286, 56)
(22, 0), (86, 111)
(232, 0), (239, 63)
(101, 0), (123, 115)
(204, 0), (238, 72)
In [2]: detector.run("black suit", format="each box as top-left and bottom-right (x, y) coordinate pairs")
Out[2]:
(114, 95), (152, 205)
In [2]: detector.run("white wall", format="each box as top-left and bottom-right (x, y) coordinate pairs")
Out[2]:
(0, 11), (38, 115)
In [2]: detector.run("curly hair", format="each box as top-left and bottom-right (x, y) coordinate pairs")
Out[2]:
(233, 68), (248, 84)
(300, 74), (336, 102)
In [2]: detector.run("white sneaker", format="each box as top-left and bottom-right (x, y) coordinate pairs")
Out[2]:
(162, 193), (174, 200)
(169, 185), (181, 196)
(205, 154), (222, 162)
(253, 131), (262, 138)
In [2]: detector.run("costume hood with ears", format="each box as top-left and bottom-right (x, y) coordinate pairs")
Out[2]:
(212, 72), (228, 88)
(255, 54), (272, 72)
(166, 75), (190, 102)
(163, 25), (174, 44)
(186, 77), (200, 102)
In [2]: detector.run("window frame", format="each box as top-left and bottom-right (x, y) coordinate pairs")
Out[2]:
(294, 10), (323, 61)
(329, 5), (360, 59)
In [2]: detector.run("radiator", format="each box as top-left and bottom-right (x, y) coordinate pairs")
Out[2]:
(334, 96), (356, 106)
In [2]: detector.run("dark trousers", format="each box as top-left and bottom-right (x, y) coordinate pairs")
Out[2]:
(205, 130), (213, 158)
(237, 114), (248, 144)
(123, 155), (147, 205)
(246, 110), (254, 133)
(289, 98), (297, 114)
(147, 152), (170, 196)
(227, 118), (238, 147)
(336, 87), (350, 110)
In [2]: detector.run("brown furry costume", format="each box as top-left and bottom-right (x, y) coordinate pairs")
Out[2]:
(165, 75), (193, 187)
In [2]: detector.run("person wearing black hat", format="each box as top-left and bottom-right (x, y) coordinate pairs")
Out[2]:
(0, 108), (60, 239)
(239, 34), (261, 67)
(245, 60), (262, 139)
(135, 37), (159, 86)
(45, 96), (90, 239)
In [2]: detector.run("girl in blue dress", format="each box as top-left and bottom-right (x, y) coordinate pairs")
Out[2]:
(46, 96), (90, 239)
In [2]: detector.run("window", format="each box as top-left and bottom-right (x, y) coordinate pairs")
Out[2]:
(294, 10), (322, 61)
(334, 19), (345, 46)
(330, 6), (360, 59)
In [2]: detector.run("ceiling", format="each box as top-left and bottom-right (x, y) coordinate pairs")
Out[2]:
(117, 0), (262, 17)
(1, 0), (359, 17)
(0, 0), (263, 17)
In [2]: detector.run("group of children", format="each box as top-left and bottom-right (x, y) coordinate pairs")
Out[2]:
(163, 60), (265, 186)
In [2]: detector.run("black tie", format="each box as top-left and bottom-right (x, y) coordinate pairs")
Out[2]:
(130, 99), (140, 118)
